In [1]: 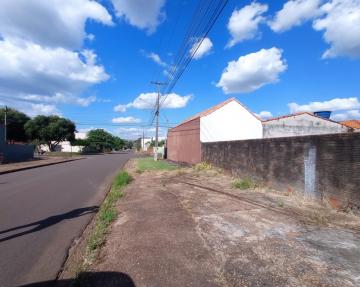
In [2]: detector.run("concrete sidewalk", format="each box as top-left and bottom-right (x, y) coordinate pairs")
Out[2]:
(0, 156), (84, 174)
(62, 160), (360, 287)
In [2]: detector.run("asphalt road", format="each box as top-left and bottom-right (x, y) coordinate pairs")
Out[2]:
(0, 152), (133, 287)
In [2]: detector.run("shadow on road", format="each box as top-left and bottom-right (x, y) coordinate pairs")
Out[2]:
(0, 206), (99, 243)
(18, 272), (136, 287)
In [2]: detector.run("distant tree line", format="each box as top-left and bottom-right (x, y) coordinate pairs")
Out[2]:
(0, 107), (132, 152)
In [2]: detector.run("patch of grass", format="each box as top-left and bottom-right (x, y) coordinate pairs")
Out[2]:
(277, 200), (284, 208)
(137, 157), (177, 171)
(233, 178), (256, 190)
(194, 162), (212, 171)
(86, 171), (132, 253)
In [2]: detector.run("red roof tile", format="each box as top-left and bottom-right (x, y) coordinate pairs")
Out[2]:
(341, 120), (360, 129)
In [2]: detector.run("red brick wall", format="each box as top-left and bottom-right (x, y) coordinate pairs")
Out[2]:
(167, 118), (201, 164)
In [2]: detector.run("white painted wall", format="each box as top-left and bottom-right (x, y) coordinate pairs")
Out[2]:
(40, 132), (87, 152)
(263, 113), (349, 138)
(200, 100), (263, 142)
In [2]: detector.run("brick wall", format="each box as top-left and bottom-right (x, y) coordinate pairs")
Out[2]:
(202, 133), (360, 209)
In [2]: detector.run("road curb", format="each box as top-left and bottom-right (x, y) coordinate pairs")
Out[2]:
(0, 157), (86, 175)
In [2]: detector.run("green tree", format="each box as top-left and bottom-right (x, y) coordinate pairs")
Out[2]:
(86, 129), (115, 152)
(0, 107), (30, 142)
(149, 139), (165, 147)
(113, 136), (125, 151)
(24, 115), (75, 151)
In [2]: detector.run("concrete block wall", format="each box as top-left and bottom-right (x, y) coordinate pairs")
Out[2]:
(202, 133), (360, 209)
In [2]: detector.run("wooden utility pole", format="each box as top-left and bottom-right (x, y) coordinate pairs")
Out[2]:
(150, 81), (167, 161)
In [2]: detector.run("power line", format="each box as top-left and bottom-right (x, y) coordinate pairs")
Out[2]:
(160, 0), (228, 107)
(148, 0), (228, 127)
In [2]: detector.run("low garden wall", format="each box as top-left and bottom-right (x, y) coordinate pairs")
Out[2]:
(1, 143), (34, 163)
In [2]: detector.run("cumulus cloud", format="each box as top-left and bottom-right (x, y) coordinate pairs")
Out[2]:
(331, 109), (360, 121)
(227, 2), (268, 48)
(216, 47), (287, 94)
(190, 37), (213, 60)
(313, 0), (360, 58)
(111, 0), (166, 34)
(114, 92), (192, 112)
(288, 97), (360, 113)
(0, 40), (108, 114)
(112, 116), (141, 123)
(146, 52), (167, 67)
(0, 0), (111, 116)
(256, 111), (273, 119)
(0, 0), (113, 49)
(269, 0), (322, 32)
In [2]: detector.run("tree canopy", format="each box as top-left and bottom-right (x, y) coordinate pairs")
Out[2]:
(0, 107), (30, 142)
(25, 115), (76, 151)
(84, 129), (125, 152)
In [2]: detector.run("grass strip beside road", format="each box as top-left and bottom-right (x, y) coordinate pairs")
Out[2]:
(88, 171), (132, 251)
(83, 171), (132, 267)
(137, 157), (177, 172)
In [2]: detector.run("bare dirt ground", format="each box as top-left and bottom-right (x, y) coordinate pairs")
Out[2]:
(87, 160), (360, 287)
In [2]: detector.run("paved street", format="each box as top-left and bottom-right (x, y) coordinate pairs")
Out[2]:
(0, 152), (132, 287)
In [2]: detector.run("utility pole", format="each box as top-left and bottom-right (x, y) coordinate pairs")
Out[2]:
(150, 81), (167, 161)
(142, 127), (145, 151)
(4, 105), (7, 143)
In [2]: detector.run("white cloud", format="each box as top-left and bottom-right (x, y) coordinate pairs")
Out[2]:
(190, 37), (213, 60)
(112, 116), (141, 123)
(15, 93), (96, 107)
(114, 104), (127, 112)
(0, 0), (113, 49)
(227, 2), (268, 48)
(114, 92), (192, 112)
(111, 0), (166, 34)
(30, 103), (60, 116)
(269, 0), (322, 32)
(313, 0), (360, 58)
(216, 47), (287, 94)
(288, 97), (360, 113)
(0, 0), (112, 116)
(0, 40), (109, 109)
(257, 111), (273, 119)
(115, 126), (167, 139)
(331, 110), (360, 121)
(147, 52), (167, 67)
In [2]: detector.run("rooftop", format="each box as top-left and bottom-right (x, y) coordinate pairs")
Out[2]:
(341, 120), (360, 129)
(171, 98), (259, 129)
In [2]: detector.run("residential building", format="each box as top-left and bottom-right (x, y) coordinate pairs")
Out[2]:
(262, 112), (350, 138)
(341, 120), (360, 132)
(167, 98), (263, 164)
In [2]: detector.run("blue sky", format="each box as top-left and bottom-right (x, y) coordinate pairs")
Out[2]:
(0, 0), (359, 139)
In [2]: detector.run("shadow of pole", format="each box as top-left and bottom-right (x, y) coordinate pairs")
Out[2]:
(18, 272), (136, 287)
(0, 206), (99, 243)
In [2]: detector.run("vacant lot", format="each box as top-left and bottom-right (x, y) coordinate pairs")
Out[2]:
(83, 159), (360, 287)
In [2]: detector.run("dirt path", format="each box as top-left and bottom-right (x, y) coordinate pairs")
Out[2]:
(88, 160), (360, 287)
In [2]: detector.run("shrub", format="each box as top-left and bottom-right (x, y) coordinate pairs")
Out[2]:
(233, 178), (256, 190)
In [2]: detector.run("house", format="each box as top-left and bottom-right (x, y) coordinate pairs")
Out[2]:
(341, 120), (360, 132)
(167, 98), (263, 164)
(262, 112), (350, 138)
